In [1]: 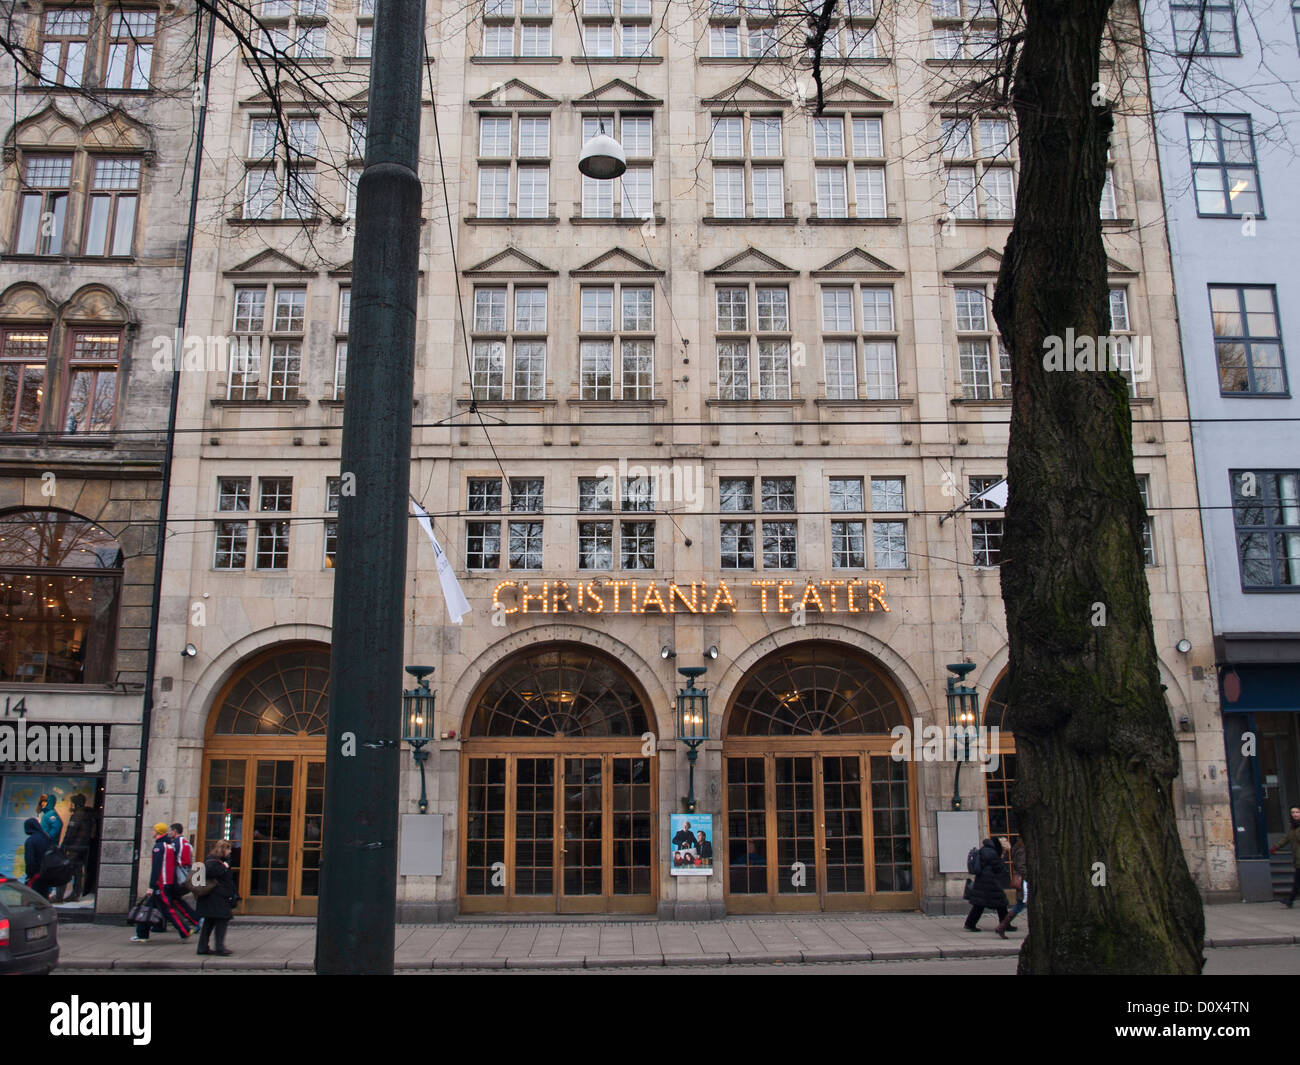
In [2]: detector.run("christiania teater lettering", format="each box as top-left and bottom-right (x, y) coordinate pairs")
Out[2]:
(491, 577), (891, 615)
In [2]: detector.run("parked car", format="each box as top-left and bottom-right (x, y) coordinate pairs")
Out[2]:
(0, 876), (59, 975)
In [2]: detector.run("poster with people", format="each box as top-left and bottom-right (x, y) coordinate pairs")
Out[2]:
(669, 814), (714, 876)
(0, 775), (97, 879)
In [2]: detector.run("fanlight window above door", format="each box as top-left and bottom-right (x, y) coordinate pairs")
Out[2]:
(212, 645), (330, 736)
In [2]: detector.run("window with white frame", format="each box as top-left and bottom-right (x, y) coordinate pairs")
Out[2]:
(718, 476), (797, 570)
(931, 0), (1000, 59)
(942, 115), (1015, 220)
(710, 113), (786, 218)
(255, 477), (293, 570)
(954, 285), (1010, 399)
(821, 284), (898, 399)
(716, 285), (791, 400)
(228, 286), (306, 401)
(214, 478), (251, 570)
(254, 0), (330, 59)
(471, 284), (548, 400)
(465, 475), (543, 571)
(355, 0), (374, 56)
(576, 473), (656, 570)
(481, 0), (554, 57)
(803, 0), (881, 61)
(334, 286), (350, 400)
(579, 284), (655, 400)
(580, 115), (654, 218)
(968, 474), (1003, 567)
(324, 476), (341, 567)
(243, 115), (321, 220)
(476, 113), (551, 219)
(1136, 474), (1155, 567)
(1106, 286), (1139, 395)
(812, 113), (888, 219)
(580, 0), (654, 56)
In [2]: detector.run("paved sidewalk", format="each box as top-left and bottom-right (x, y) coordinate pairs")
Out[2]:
(52, 902), (1300, 971)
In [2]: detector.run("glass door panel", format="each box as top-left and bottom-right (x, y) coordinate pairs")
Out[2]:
(775, 756), (817, 895)
(611, 756), (653, 896)
(563, 757), (603, 897)
(726, 756), (769, 894)
(299, 760), (324, 899)
(514, 757), (555, 896)
(465, 757), (507, 897)
(870, 754), (913, 892)
(203, 759), (246, 890)
(822, 755), (866, 894)
(250, 759), (293, 898)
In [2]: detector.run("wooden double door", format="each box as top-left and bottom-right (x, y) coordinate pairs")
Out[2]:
(199, 747), (324, 916)
(723, 742), (919, 912)
(460, 743), (656, 913)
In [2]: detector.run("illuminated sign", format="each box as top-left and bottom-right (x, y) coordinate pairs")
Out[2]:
(491, 578), (890, 616)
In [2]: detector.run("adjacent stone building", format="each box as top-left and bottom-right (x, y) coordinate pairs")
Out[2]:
(132, 0), (1238, 920)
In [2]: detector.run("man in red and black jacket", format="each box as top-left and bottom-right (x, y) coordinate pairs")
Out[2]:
(131, 823), (197, 942)
(166, 823), (200, 926)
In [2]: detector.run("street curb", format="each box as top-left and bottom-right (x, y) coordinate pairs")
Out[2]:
(1205, 934), (1296, 948)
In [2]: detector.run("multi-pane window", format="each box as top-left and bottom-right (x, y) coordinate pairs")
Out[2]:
(13, 155), (70, 255)
(244, 116), (320, 219)
(578, 285), (655, 400)
(255, 0), (329, 58)
(471, 284), (548, 400)
(480, 0), (554, 57)
(356, 0), (374, 56)
(1187, 115), (1261, 218)
(716, 285), (791, 399)
(466, 475), (541, 569)
(256, 478), (293, 570)
(1172, 1), (1240, 55)
(83, 158), (140, 256)
(0, 329), (48, 432)
(334, 287), (350, 400)
(719, 476), (797, 570)
(576, 474), (655, 570)
(465, 476), (505, 569)
(324, 476), (341, 567)
(1136, 475), (1155, 567)
(931, 0), (999, 59)
(580, 0), (653, 56)
(581, 115), (653, 218)
(477, 114), (551, 219)
(214, 478), (252, 570)
(954, 286), (1010, 399)
(1210, 286), (1287, 395)
(578, 475), (613, 570)
(710, 114), (786, 218)
(104, 11), (156, 89)
(821, 285), (898, 399)
(1107, 287), (1138, 395)
(63, 332), (120, 433)
(969, 475), (1004, 567)
(38, 8), (90, 87)
(1231, 470), (1300, 589)
(812, 114), (888, 219)
(1100, 167), (1119, 220)
(228, 286), (305, 401)
(799, 0), (880, 60)
(831, 476), (907, 569)
(942, 116), (1015, 220)
(871, 477), (907, 569)
(829, 476), (865, 568)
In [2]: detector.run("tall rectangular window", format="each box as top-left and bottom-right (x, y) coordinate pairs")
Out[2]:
(0, 329), (48, 432)
(710, 114), (784, 219)
(105, 11), (157, 89)
(256, 477), (293, 570)
(716, 285), (789, 399)
(39, 8), (90, 87)
(942, 115), (1016, 220)
(820, 285), (897, 400)
(214, 478), (251, 570)
(227, 286), (305, 401)
(476, 114), (551, 219)
(954, 286), (1009, 399)
(1231, 470), (1300, 589)
(63, 332), (120, 433)
(14, 155), (71, 255)
(1187, 115), (1261, 218)
(471, 285), (548, 400)
(1210, 285), (1287, 395)
(969, 475), (1004, 567)
(1172, 1), (1240, 55)
(83, 158), (141, 257)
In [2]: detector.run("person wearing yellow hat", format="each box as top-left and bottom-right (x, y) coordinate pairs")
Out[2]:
(131, 822), (198, 943)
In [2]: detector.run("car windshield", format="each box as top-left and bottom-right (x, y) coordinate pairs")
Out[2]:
(0, 880), (51, 909)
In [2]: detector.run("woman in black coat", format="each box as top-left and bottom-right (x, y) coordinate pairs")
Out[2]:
(194, 839), (238, 956)
(963, 837), (1009, 932)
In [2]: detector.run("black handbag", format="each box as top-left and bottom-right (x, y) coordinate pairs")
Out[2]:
(963, 878), (974, 901)
(126, 894), (166, 930)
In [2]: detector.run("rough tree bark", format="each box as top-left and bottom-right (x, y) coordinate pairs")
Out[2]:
(992, 0), (1205, 973)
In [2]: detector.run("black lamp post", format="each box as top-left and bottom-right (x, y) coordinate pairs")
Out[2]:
(945, 661), (978, 811)
(402, 665), (436, 814)
(675, 666), (709, 814)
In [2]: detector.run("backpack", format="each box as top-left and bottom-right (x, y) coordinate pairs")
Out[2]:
(185, 864), (217, 899)
(966, 846), (983, 876)
(39, 847), (74, 888)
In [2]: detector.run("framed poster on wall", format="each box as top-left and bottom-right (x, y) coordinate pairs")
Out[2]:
(669, 813), (714, 876)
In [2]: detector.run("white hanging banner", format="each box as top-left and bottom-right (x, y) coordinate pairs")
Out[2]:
(971, 478), (1008, 509)
(410, 497), (471, 625)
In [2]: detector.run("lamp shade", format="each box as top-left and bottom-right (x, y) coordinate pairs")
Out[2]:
(578, 133), (627, 180)
(402, 665), (436, 743)
(675, 666), (709, 743)
(944, 661), (978, 731)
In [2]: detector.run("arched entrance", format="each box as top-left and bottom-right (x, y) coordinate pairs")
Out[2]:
(722, 642), (919, 912)
(198, 642), (328, 916)
(460, 643), (657, 914)
(982, 672), (1018, 837)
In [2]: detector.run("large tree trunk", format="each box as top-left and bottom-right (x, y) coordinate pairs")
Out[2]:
(992, 0), (1204, 973)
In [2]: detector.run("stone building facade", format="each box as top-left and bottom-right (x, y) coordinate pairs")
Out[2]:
(142, 0), (1237, 920)
(0, 1), (198, 916)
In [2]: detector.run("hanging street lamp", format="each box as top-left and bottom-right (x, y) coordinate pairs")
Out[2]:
(401, 665), (436, 814)
(675, 665), (710, 814)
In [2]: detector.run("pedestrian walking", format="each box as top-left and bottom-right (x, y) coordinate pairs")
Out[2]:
(963, 836), (1010, 933)
(131, 823), (197, 943)
(1269, 806), (1300, 908)
(166, 822), (200, 926)
(60, 794), (97, 903)
(22, 818), (52, 899)
(996, 834), (1027, 938)
(195, 839), (238, 957)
